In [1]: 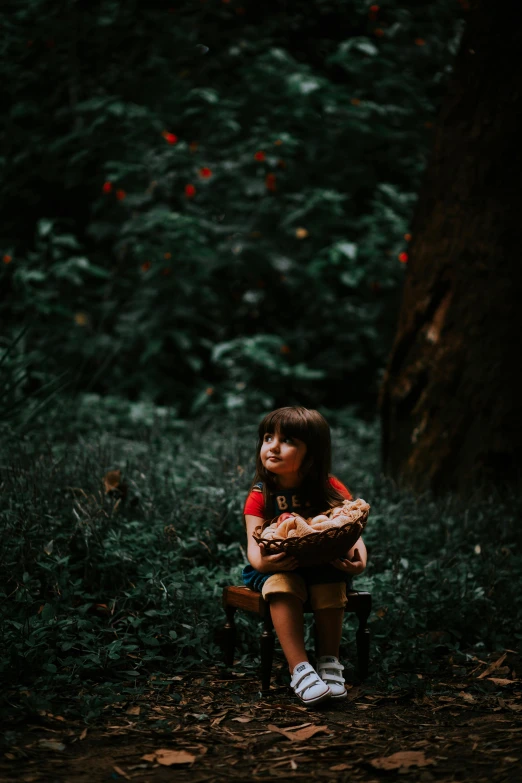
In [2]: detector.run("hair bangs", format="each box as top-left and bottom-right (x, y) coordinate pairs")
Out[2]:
(259, 406), (311, 443)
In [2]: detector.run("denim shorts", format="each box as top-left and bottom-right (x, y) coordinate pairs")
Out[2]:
(242, 563), (352, 593)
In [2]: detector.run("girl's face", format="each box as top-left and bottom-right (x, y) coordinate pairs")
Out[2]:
(260, 428), (308, 485)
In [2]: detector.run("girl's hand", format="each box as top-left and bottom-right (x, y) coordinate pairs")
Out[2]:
(330, 547), (366, 575)
(258, 542), (298, 572)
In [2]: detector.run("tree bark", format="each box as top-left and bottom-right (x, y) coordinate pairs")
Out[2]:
(380, 1), (522, 495)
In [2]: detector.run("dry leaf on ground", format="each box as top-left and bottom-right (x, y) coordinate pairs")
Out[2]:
(477, 653), (507, 679)
(141, 749), (196, 766)
(267, 724), (329, 742)
(36, 740), (66, 752)
(370, 750), (436, 771)
(488, 677), (516, 686)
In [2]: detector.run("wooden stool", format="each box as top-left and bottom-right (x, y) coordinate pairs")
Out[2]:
(221, 586), (372, 691)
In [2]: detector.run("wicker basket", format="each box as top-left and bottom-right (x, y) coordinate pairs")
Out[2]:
(252, 506), (369, 567)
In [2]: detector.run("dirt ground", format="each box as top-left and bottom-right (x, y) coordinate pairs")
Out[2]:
(1, 651), (521, 783)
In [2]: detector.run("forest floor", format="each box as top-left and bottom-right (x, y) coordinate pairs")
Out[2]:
(1, 650), (521, 783)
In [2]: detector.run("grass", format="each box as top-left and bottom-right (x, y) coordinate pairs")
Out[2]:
(1, 394), (521, 721)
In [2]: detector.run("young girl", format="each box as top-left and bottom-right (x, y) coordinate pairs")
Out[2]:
(242, 406), (367, 707)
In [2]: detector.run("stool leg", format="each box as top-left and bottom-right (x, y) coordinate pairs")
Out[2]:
(223, 606), (237, 667)
(355, 603), (371, 679)
(260, 611), (274, 692)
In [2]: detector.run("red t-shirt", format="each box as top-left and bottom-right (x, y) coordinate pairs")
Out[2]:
(243, 475), (353, 518)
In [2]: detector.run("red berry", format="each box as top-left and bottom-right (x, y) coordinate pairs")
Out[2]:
(162, 131), (178, 144)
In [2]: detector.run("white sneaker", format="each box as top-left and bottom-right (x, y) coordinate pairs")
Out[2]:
(290, 661), (331, 706)
(316, 655), (347, 699)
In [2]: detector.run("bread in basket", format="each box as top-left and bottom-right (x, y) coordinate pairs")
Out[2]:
(252, 498), (370, 567)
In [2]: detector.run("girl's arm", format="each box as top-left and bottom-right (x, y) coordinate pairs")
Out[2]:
(348, 537), (367, 566)
(245, 514), (298, 573)
(330, 536), (367, 575)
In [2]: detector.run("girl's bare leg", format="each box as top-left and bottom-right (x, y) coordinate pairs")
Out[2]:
(313, 608), (344, 658)
(269, 594), (308, 672)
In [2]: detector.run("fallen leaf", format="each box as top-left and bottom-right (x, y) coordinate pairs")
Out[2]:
(477, 653), (507, 679)
(79, 728), (88, 740)
(290, 759), (298, 770)
(113, 765), (131, 780)
(218, 728), (246, 742)
(126, 705), (140, 715)
(370, 751), (436, 771)
(488, 678), (516, 686)
(37, 740), (66, 752)
(142, 749), (196, 766)
(459, 691), (475, 702)
(281, 723), (312, 731)
(231, 717), (253, 723)
(267, 724), (329, 742)
(330, 763), (352, 771)
(104, 469), (123, 493)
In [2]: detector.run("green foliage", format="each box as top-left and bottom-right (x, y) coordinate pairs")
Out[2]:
(1, 0), (466, 413)
(0, 328), (68, 435)
(1, 396), (520, 718)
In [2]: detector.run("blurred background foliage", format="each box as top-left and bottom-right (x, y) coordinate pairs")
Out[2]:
(1, 0), (466, 420)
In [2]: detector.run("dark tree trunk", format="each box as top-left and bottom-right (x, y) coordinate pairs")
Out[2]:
(380, 1), (522, 495)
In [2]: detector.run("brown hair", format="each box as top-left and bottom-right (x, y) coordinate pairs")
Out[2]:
(246, 406), (348, 522)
